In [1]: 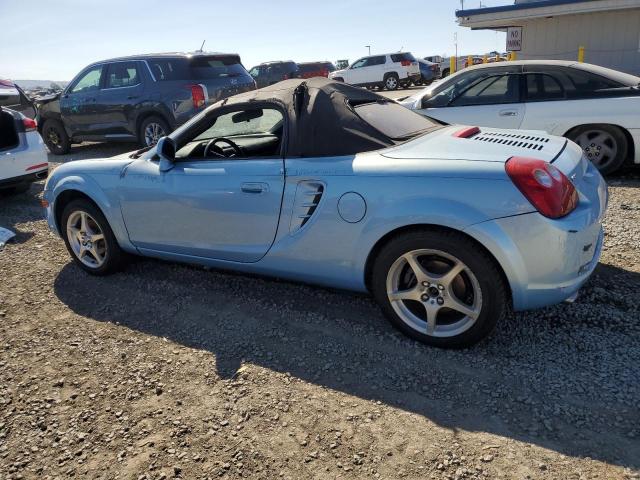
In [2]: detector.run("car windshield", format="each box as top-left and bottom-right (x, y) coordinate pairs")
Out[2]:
(353, 101), (439, 139)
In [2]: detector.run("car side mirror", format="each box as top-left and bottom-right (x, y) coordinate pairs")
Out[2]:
(156, 136), (176, 172)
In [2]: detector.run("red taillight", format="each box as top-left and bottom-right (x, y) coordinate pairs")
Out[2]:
(190, 84), (205, 109)
(505, 156), (578, 219)
(23, 117), (37, 132)
(400, 60), (411, 66)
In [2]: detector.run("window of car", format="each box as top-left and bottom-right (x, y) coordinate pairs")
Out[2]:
(104, 62), (140, 89)
(249, 67), (259, 78)
(194, 108), (283, 141)
(390, 53), (416, 63)
(350, 58), (367, 69)
(366, 56), (387, 66)
(149, 56), (248, 81)
(354, 101), (438, 139)
(449, 74), (520, 107)
(523, 65), (625, 99)
(69, 66), (103, 94)
(174, 107), (285, 160)
(525, 73), (565, 101)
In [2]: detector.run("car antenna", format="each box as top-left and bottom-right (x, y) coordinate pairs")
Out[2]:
(197, 40), (206, 52)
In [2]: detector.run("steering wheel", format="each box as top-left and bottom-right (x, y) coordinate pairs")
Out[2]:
(203, 137), (243, 158)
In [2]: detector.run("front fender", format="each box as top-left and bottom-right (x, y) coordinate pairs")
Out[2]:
(44, 174), (136, 252)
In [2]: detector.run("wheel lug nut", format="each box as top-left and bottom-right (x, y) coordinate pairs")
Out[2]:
(437, 284), (444, 290)
(422, 281), (429, 287)
(421, 294), (429, 301)
(437, 297), (444, 305)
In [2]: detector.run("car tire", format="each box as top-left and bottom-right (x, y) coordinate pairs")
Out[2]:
(42, 119), (71, 155)
(138, 115), (170, 148)
(441, 69), (450, 78)
(567, 125), (628, 175)
(371, 229), (507, 349)
(61, 199), (125, 276)
(383, 73), (399, 91)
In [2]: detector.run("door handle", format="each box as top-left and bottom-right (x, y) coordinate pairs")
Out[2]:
(127, 95), (139, 100)
(241, 182), (268, 194)
(499, 109), (518, 117)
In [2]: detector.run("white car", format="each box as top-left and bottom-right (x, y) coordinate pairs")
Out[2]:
(0, 107), (48, 194)
(329, 53), (420, 91)
(398, 60), (640, 174)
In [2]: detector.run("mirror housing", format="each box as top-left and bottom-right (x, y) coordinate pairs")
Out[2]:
(156, 136), (176, 172)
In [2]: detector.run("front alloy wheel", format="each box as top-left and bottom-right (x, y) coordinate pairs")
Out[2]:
(61, 199), (125, 275)
(66, 211), (107, 269)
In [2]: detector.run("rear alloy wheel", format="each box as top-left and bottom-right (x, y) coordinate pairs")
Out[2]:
(569, 125), (627, 175)
(139, 116), (170, 148)
(42, 119), (70, 155)
(372, 230), (506, 348)
(384, 74), (399, 91)
(61, 199), (124, 275)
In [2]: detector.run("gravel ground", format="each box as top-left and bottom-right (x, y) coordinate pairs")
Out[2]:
(0, 145), (639, 480)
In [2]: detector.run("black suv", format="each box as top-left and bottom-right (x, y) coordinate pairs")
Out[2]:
(248, 61), (299, 89)
(37, 52), (256, 154)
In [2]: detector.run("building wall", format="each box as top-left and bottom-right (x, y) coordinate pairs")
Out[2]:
(517, 9), (640, 74)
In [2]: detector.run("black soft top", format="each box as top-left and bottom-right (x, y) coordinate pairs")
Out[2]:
(218, 77), (436, 157)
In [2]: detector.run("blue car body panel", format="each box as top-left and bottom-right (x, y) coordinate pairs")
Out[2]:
(44, 122), (607, 311)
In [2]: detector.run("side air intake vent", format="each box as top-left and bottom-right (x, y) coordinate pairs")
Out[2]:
(473, 131), (550, 151)
(289, 181), (325, 233)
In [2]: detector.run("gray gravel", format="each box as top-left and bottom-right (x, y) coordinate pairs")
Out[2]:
(0, 145), (638, 479)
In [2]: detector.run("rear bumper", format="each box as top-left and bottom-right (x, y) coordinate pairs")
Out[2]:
(0, 168), (48, 190)
(465, 165), (607, 311)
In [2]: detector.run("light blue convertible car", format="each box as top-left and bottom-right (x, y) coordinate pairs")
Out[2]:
(43, 78), (607, 348)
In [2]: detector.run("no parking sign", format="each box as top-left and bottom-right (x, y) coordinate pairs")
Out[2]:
(507, 26), (523, 51)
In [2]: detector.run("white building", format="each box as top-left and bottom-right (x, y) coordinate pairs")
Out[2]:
(456, 0), (640, 75)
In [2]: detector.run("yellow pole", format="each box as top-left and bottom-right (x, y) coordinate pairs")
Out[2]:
(510, 51), (517, 61)
(483, 55), (488, 64)
(467, 55), (473, 68)
(578, 46), (585, 63)
(450, 56), (456, 75)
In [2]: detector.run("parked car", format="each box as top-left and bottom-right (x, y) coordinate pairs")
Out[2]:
(296, 61), (336, 79)
(0, 79), (36, 118)
(398, 60), (640, 174)
(36, 52), (255, 155)
(248, 61), (299, 88)
(413, 59), (439, 86)
(328, 53), (420, 90)
(44, 78), (606, 348)
(0, 107), (48, 194)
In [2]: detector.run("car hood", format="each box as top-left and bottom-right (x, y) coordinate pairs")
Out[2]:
(329, 69), (347, 78)
(383, 125), (568, 164)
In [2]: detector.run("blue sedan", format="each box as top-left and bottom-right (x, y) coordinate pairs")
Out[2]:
(43, 78), (607, 348)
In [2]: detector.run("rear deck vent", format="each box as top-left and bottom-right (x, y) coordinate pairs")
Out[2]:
(289, 181), (325, 233)
(473, 131), (549, 151)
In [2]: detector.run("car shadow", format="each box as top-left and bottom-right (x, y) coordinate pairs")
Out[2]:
(53, 256), (640, 470)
